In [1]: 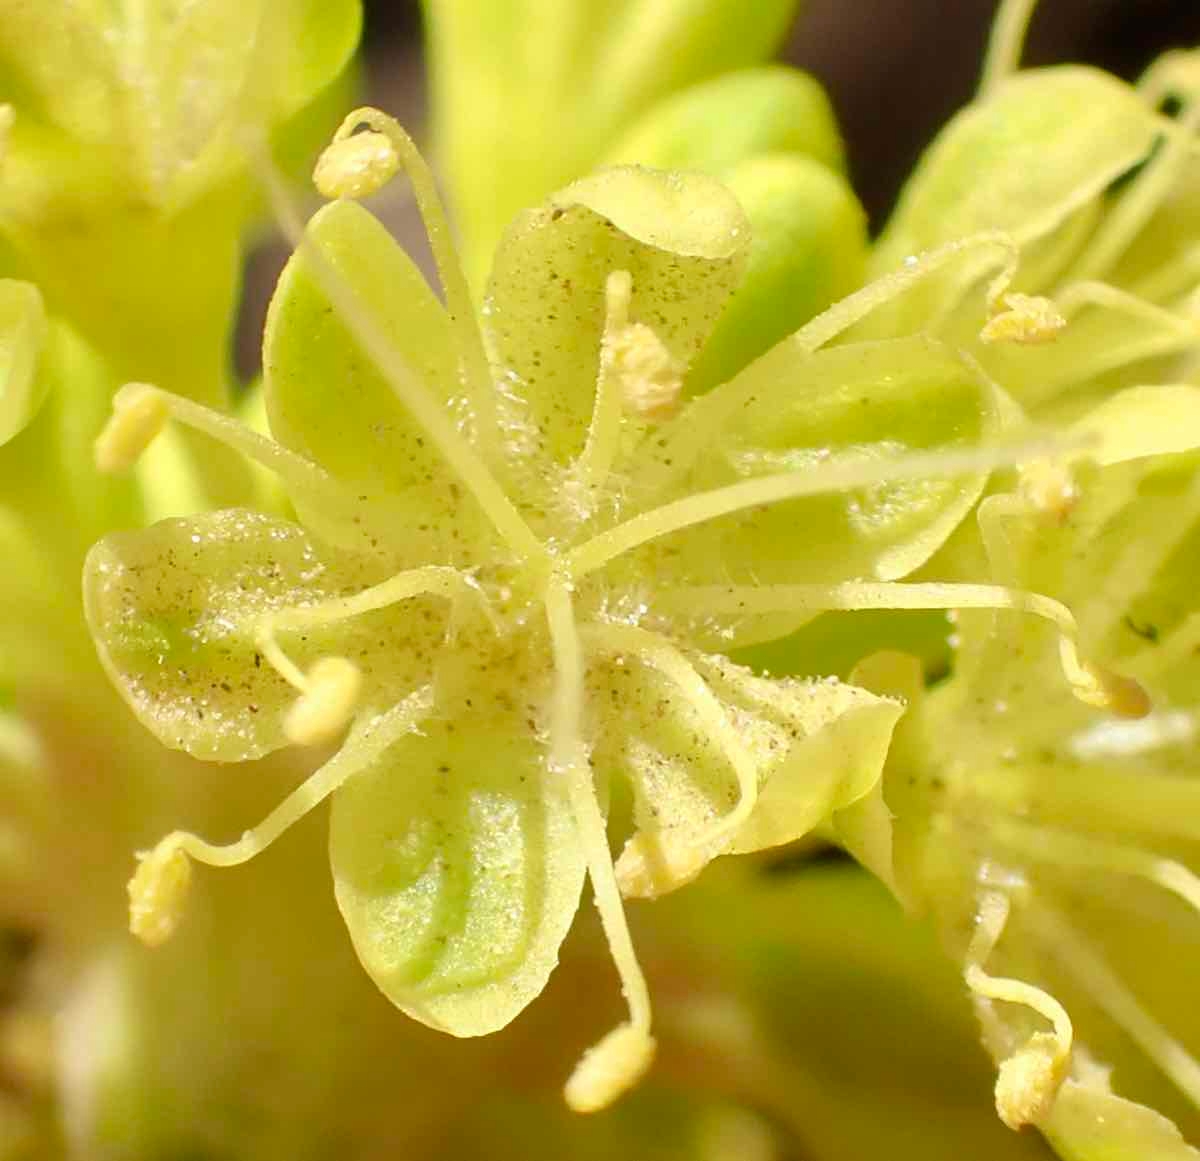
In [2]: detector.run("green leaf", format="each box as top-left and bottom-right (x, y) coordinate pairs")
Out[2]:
(0, 278), (45, 445)
(686, 155), (867, 393)
(330, 696), (586, 1035)
(622, 336), (1004, 646)
(592, 649), (900, 898)
(83, 509), (442, 761)
(605, 65), (844, 176)
(868, 67), (1158, 332)
(423, 0), (798, 280)
(486, 165), (749, 469)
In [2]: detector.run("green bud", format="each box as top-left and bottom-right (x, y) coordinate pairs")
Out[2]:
(606, 66), (844, 176)
(686, 155), (867, 393)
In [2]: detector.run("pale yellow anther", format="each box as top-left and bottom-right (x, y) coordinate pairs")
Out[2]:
(1019, 459), (1079, 522)
(283, 656), (362, 746)
(615, 831), (712, 899)
(564, 1024), (656, 1113)
(601, 268), (682, 424)
(0, 105), (13, 163)
(611, 323), (683, 422)
(1075, 663), (1152, 720)
(980, 293), (1067, 345)
(965, 889), (1074, 1132)
(994, 1032), (1070, 1130)
(94, 383), (169, 473)
(127, 840), (192, 947)
(313, 131), (400, 200)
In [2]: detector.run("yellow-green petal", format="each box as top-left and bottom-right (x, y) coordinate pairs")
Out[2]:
(83, 509), (440, 761)
(485, 165), (749, 469)
(0, 278), (45, 445)
(330, 697), (586, 1036)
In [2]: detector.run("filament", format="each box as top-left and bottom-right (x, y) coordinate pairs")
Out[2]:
(544, 575), (655, 1111)
(586, 622), (759, 889)
(979, 0), (1039, 96)
(1029, 902), (1200, 1111)
(128, 688), (433, 944)
(654, 580), (1147, 717)
(318, 109), (498, 438)
(567, 431), (1083, 579)
(252, 146), (545, 563)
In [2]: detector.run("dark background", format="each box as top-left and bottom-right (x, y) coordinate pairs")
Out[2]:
(236, 1), (1200, 374)
(360, 0), (1200, 226)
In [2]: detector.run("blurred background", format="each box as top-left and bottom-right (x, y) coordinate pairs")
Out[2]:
(238, 0), (1200, 372)
(358, 0), (1200, 225)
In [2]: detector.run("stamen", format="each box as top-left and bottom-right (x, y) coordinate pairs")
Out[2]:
(1017, 460), (1078, 521)
(313, 130), (400, 200)
(283, 656), (362, 746)
(574, 270), (635, 502)
(127, 840), (191, 947)
(544, 576), (655, 1112)
(1029, 902), (1200, 1111)
(127, 688), (433, 946)
(252, 146), (544, 563)
(995, 819), (1200, 916)
(94, 382), (350, 508)
(980, 292), (1066, 345)
(653, 581), (1147, 717)
(311, 108), (498, 441)
(0, 104), (13, 160)
(567, 430), (1086, 578)
(965, 889), (1074, 1130)
(979, 0), (1039, 96)
(94, 383), (170, 472)
(585, 622), (759, 898)
(790, 231), (1021, 353)
(255, 564), (495, 742)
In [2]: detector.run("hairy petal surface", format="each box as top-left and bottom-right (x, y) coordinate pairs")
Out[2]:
(83, 509), (441, 761)
(590, 648), (901, 897)
(485, 165), (749, 472)
(621, 335), (1004, 646)
(330, 690), (586, 1036)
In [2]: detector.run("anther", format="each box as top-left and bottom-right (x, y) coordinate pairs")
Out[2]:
(94, 383), (169, 473)
(283, 656), (362, 746)
(313, 131), (400, 200)
(564, 1024), (656, 1113)
(611, 323), (683, 422)
(1019, 460), (1079, 522)
(601, 268), (682, 424)
(994, 1032), (1070, 1130)
(127, 839), (192, 947)
(980, 293), (1067, 345)
(1075, 662), (1152, 720)
(0, 105), (13, 162)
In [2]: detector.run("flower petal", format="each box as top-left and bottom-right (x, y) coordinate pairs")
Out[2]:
(621, 335), (1004, 646)
(0, 279), (46, 446)
(83, 509), (441, 761)
(329, 698), (586, 1036)
(869, 67), (1158, 331)
(1046, 1079), (1200, 1161)
(485, 165), (749, 470)
(686, 156), (867, 394)
(264, 199), (461, 500)
(591, 647), (901, 898)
